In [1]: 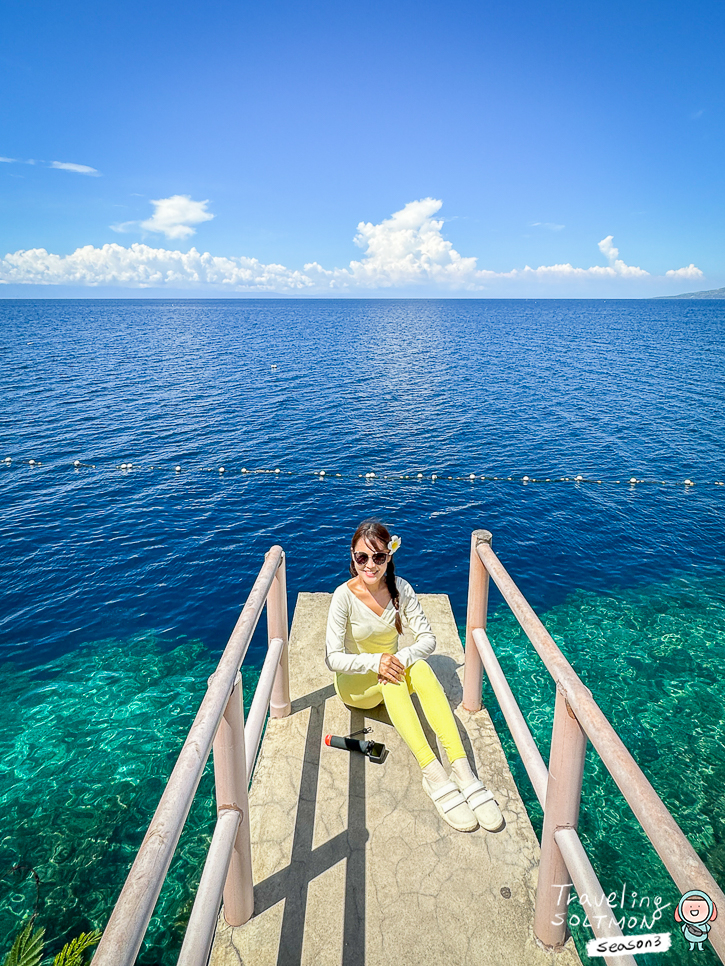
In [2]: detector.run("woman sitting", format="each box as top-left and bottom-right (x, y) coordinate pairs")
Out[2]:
(325, 519), (503, 833)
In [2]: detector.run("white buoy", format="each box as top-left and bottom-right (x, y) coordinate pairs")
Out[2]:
(219, 467), (225, 473)
(320, 470), (325, 477)
(29, 459), (36, 465)
(630, 477), (637, 483)
(4, 457), (10, 463)
(523, 476), (529, 482)
(576, 475), (583, 481)
(242, 467), (247, 473)
(417, 473), (423, 479)
(271, 364), (278, 369)
(685, 479), (694, 486)
(431, 474), (437, 480)
(175, 465), (181, 472)
(469, 473), (475, 479)
(74, 460), (80, 467)
(336, 473), (341, 477)
(275, 468), (280, 474)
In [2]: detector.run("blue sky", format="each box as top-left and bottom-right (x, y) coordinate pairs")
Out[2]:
(1, 0), (723, 297)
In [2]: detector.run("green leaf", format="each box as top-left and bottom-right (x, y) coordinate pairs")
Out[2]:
(2, 920), (45, 966)
(51, 931), (102, 966)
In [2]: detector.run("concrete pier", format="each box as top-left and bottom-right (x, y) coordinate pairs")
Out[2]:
(210, 592), (581, 966)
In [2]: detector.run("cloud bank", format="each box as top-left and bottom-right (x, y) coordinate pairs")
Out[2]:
(0, 198), (703, 291)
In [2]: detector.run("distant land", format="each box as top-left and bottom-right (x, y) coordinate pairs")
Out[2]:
(654, 286), (725, 299)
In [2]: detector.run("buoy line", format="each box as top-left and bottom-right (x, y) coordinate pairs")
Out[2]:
(0, 457), (723, 487)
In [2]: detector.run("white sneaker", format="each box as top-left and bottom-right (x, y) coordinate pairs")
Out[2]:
(452, 776), (504, 831)
(422, 778), (478, 832)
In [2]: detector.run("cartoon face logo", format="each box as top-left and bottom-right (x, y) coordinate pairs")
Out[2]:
(682, 899), (711, 923)
(675, 891), (717, 951)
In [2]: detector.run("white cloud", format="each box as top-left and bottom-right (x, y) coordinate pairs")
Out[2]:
(531, 222), (565, 231)
(304, 198), (481, 290)
(665, 264), (703, 279)
(598, 235), (619, 261)
(109, 221), (137, 234)
(0, 198), (704, 292)
(50, 161), (100, 176)
(0, 157), (100, 173)
(139, 195), (214, 239)
(594, 234), (649, 277)
(0, 244), (313, 290)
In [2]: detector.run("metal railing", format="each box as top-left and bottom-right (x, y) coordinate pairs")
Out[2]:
(463, 529), (725, 965)
(93, 546), (290, 966)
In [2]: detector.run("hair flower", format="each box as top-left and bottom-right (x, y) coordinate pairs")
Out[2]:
(388, 535), (401, 554)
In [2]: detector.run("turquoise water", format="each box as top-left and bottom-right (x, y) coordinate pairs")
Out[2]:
(482, 573), (725, 964)
(1, 298), (724, 962)
(0, 579), (721, 962)
(0, 636), (260, 962)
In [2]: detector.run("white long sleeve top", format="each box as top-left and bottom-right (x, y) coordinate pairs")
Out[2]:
(325, 577), (436, 676)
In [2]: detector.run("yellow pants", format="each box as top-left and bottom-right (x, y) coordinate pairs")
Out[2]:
(334, 659), (466, 769)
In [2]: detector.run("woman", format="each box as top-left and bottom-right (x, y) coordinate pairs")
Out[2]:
(325, 519), (503, 833)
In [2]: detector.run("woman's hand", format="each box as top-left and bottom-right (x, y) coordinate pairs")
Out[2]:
(378, 653), (405, 684)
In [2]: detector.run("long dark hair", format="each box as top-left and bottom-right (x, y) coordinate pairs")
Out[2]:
(349, 519), (403, 633)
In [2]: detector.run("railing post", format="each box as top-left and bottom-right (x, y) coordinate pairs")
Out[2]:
(463, 529), (492, 712)
(213, 672), (254, 926)
(267, 550), (291, 718)
(534, 685), (588, 949)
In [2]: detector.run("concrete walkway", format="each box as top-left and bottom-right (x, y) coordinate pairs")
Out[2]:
(210, 593), (581, 966)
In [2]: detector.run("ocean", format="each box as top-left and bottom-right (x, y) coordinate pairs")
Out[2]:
(1, 298), (724, 963)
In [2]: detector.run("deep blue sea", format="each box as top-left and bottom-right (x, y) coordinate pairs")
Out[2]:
(1, 298), (724, 964)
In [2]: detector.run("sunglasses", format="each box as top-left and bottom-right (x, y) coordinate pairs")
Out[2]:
(352, 551), (390, 567)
